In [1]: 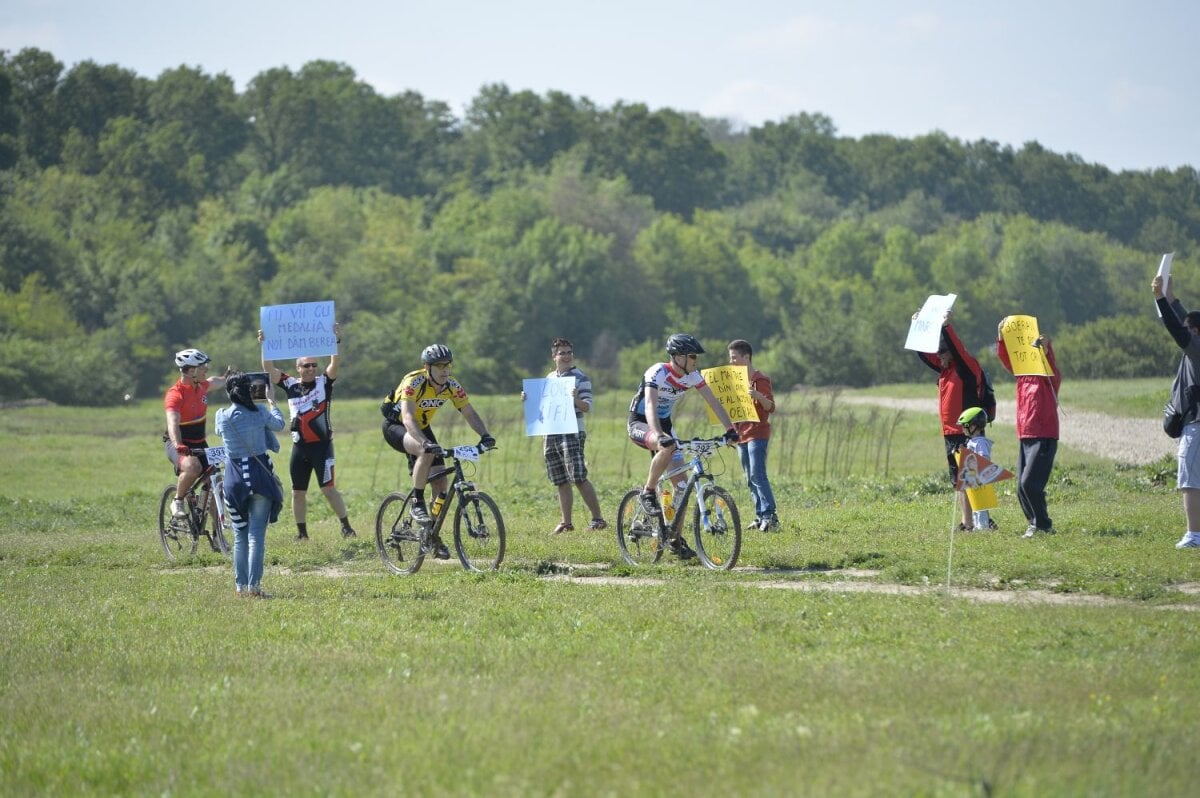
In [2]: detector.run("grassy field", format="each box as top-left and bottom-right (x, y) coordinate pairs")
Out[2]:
(2, 385), (1198, 796)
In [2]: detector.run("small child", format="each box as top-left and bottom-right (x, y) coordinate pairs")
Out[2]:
(957, 407), (999, 531)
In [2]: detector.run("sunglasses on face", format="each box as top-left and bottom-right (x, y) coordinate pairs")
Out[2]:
(299, 363), (319, 369)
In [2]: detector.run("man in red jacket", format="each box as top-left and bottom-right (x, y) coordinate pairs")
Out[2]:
(917, 310), (986, 530)
(997, 318), (1062, 538)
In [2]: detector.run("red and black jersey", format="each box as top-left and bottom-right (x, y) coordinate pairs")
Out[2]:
(278, 373), (335, 443)
(164, 379), (211, 446)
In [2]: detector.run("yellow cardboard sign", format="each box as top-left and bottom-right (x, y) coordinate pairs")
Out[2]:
(700, 365), (759, 425)
(999, 315), (1051, 376)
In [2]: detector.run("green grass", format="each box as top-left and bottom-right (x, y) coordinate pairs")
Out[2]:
(2, 386), (1199, 795)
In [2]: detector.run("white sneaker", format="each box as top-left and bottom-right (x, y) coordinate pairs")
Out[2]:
(1022, 525), (1037, 539)
(1176, 533), (1200, 549)
(170, 498), (187, 518)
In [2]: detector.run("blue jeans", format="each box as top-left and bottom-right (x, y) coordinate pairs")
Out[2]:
(231, 493), (272, 591)
(738, 438), (776, 519)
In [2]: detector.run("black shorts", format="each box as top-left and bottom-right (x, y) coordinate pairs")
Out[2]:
(628, 414), (672, 451)
(382, 421), (443, 475)
(290, 439), (336, 491)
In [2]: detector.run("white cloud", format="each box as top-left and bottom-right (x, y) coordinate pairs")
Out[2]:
(730, 15), (838, 56)
(700, 79), (809, 126)
(1106, 78), (1173, 113)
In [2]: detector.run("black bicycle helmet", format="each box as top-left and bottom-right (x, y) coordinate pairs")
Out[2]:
(665, 333), (705, 356)
(421, 343), (453, 364)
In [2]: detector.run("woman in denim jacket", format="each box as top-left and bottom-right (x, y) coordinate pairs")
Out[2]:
(216, 372), (285, 596)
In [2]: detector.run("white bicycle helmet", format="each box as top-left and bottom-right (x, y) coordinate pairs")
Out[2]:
(174, 348), (210, 368)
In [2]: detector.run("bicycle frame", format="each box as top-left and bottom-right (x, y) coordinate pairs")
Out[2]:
(201, 446), (229, 530)
(422, 446), (480, 535)
(656, 438), (725, 536)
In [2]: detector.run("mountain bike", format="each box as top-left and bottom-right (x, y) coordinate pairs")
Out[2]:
(158, 446), (230, 561)
(374, 443), (505, 574)
(616, 436), (742, 570)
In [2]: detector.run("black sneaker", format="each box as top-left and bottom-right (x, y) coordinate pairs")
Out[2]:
(669, 536), (696, 561)
(342, 526), (357, 538)
(410, 502), (431, 525)
(638, 490), (661, 517)
(296, 531), (310, 542)
(432, 536), (451, 560)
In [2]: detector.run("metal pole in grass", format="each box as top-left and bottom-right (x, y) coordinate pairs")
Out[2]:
(945, 491), (964, 591)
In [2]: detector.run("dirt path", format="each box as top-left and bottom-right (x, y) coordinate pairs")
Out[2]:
(843, 397), (1175, 465)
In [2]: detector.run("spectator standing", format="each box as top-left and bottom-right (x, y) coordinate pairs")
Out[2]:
(996, 317), (1062, 538)
(259, 323), (356, 541)
(537, 338), (607, 534)
(915, 311), (985, 530)
(727, 339), (779, 531)
(1153, 274), (1200, 549)
(215, 371), (286, 597)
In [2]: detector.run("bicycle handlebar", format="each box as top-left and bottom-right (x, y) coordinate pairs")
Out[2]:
(428, 442), (495, 460)
(667, 435), (735, 449)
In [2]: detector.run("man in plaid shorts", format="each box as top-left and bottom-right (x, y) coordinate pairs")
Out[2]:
(541, 338), (607, 534)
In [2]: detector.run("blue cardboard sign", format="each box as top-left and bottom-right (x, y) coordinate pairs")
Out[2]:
(260, 301), (337, 360)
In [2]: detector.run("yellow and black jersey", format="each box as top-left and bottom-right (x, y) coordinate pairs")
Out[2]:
(384, 369), (470, 429)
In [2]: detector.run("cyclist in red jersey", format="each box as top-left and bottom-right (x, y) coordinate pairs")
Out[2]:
(164, 348), (228, 517)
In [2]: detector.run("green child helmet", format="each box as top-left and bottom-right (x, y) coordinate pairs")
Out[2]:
(957, 406), (988, 430)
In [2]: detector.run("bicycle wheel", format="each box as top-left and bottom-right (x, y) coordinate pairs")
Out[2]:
(616, 488), (663, 566)
(692, 484), (741, 570)
(158, 485), (197, 561)
(201, 483), (230, 556)
(454, 492), (505, 572)
(375, 491), (425, 574)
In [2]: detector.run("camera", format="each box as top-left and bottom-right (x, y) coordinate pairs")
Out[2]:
(246, 371), (270, 401)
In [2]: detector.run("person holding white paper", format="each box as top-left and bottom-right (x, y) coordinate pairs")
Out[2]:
(1153, 274), (1200, 549)
(259, 322), (356, 542)
(537, 338), (606, 534)
(915, 310), (986, 530)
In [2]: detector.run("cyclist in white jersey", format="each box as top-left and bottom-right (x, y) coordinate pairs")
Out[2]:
(627, 333), (738, 558)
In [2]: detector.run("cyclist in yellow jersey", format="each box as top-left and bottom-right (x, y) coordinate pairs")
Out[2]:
(381, 344), (495, 556)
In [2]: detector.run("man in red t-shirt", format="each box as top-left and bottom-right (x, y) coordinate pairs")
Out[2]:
(728, 339), (779, 531)
(164, 348), (228, 517)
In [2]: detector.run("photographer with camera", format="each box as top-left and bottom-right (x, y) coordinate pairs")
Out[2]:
(259, 323), (357, 541)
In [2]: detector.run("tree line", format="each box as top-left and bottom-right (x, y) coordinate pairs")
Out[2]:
(0, 48), (1195, 404)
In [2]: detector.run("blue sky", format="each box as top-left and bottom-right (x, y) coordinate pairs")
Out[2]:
(2, 0), (1196, 173)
